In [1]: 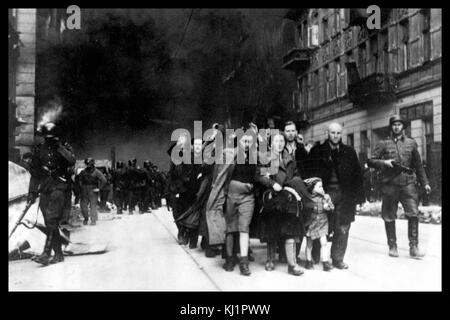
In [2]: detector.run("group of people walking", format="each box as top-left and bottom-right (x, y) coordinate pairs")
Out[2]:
(74, 158), (166, 225)
(24, 113), (431, 269)
(166, 115), (431, 276)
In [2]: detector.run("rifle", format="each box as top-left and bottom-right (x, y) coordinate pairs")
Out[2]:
(374, 161), (415, 185)
(391, 161), (415, 175)
(9, 200), (34, 239)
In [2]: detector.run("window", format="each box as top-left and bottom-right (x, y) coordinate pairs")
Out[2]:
(399, 19), (409, 71)
(360, 130), (370, 162)
(369, 35), (379, 74)
(300, 20), (308, 48)
(322, 16), (329, 43)
(297, 77), (308, 111)
(430, 9), (441, 60)
(347, 133), (354, 148)
(358, 44), (367, 78)
(421, 9), (431, 62)
(409, 12), (422, 67)
(327, 62), (336, 101)
(318, 68), (325, 105)
(400, 102), (433, 122)
(338, 57), (348, 97)
(380, 30), (389, 73)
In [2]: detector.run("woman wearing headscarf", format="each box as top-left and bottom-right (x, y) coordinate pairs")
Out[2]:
(256, 132), (305, 276)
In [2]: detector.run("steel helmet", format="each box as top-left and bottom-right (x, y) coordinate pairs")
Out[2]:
(84, 157), (95, 166)
(389, 114), (408, 128)
(39, 122), (58, 138)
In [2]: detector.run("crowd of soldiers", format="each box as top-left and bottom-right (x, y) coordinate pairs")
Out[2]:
(73, 158), (167, 225)
(22, 122), (167, 265)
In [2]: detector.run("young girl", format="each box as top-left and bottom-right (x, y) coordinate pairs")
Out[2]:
(304, 177), (334, 271)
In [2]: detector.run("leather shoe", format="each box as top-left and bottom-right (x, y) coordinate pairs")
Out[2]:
(223, 257), (235, 272)
(305, 260), (314, 270)
(49, 253), (64, 264)
(265, 260), (275, 271)
(239, 257), (251, 276)
(288, 264), (304, 276)
(332, 261), (349, 269)
(322, 261), (334, 271)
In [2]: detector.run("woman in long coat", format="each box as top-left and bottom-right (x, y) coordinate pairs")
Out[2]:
(256, 133), (305, 276)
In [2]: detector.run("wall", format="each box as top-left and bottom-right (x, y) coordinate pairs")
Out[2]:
(14, 9), (37, 156)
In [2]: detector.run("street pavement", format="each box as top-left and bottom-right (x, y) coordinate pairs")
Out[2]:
(9, 205), (441, 291)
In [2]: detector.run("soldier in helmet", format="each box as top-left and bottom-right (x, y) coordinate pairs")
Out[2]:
(126, 158), (146, 214)
(112, 161), (127, 214)
(27, 122), (76, 265)
(78, 158), (107, 225)
(368, 114), (431, 259)
(142, 160), (154, 212)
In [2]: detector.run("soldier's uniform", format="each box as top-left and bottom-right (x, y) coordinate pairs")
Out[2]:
(78, 159), (107, 225)
(98, 167), (112, 212)
(112, 161), (127, 214)
(28, 123), (76, 265)
(143, 161), (154, 211)
(126, 159), (146, 213)
(368, 115), (429, 258)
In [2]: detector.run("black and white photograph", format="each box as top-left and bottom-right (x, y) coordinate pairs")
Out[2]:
(8, 7), (442, 292)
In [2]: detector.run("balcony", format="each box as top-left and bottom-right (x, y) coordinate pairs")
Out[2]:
(347, 73), (397, 106)
(282, 48), (312, 73)
(346, 62), (397, 105)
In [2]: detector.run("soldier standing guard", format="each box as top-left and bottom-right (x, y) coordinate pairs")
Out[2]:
(368, 115), (431, 258)
(27, 122), (76, 265)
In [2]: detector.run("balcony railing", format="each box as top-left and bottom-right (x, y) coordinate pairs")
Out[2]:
(347, 72), (397, 106)
(282, 48), (312, 73)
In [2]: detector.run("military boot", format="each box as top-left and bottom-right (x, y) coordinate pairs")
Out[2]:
(49, 231), (64, 264)
(408, 217), (425, 259)
(384, 221), (399, 257)
(34, 231), (54, 266)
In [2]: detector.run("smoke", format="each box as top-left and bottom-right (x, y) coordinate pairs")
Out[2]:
(36, 9), (295, 167)
(37, 98), (63, 130)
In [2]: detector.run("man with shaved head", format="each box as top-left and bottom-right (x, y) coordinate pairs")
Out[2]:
(303, 122), (364, 269)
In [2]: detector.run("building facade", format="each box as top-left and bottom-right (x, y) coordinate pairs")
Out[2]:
(282, 8), (441, 203)
(9, 8), (70, 162)
(9, 9), (37, 162)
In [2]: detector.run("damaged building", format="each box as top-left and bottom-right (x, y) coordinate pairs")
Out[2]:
(281, 8), (441, 203)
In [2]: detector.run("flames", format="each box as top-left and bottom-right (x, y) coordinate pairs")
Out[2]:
(37, 101), (63, 131)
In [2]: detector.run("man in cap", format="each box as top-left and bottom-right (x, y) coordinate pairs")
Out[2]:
(27, 122), (76, 265)
(78, 158), (107, 225)
(368, 115), (431, 258)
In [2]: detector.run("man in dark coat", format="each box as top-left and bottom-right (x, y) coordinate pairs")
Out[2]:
(283, 121), (309, 176)
(367, 115), (431, 258)
(303, 122), (365, 269)
(27, 122), (76, 265)
(167, 134), (195, 245)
